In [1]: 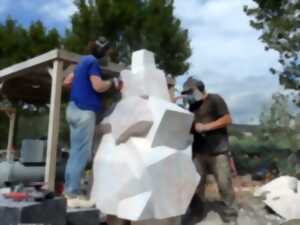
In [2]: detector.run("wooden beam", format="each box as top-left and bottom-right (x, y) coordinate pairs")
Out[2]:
(0, 49), (59, 81)
(6, 110), (16, 161)
(45, 60), (64, 191)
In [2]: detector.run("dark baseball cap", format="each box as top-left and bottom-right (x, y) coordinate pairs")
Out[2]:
(182, 77), (205, 94)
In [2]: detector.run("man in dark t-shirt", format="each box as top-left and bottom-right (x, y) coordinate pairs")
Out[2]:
(182, 77), (236, 219)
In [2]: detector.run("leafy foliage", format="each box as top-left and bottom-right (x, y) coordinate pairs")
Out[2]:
(245, 0), (300, 105)
(259, 93), (300, 151)
(64, 0), (191, 76)
(0, 17), (60, 70)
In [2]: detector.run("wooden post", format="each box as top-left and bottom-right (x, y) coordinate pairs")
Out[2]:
(6, 109), (16, 161)
(45, 60), (64, 190)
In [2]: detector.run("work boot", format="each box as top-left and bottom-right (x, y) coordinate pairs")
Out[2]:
(188, 194), (206, 220)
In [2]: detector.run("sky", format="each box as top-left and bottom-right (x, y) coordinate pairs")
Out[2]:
(0, 0), (282, 124)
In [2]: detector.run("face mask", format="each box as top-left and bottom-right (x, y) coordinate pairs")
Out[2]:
(182, 90), (205, 109)
(193, 89), (205, 102)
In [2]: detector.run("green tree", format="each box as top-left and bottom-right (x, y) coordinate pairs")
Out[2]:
(64, 0), (191, 76)
(244, 1), (300, 105)
(259, 93), (300, 151)
(0, 18), (61, 70)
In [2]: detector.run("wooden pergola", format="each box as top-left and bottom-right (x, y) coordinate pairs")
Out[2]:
(0, 49), (124, 190)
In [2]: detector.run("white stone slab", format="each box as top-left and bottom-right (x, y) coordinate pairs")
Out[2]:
(108, 96), (153, 144)
(92, 135), (200, 221)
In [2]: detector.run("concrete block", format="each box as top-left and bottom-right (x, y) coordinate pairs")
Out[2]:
(67, 208), (99, 225)
(0, 196), (66, 225)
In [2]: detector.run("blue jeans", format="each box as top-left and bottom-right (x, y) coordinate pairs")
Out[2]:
(64, 101), (96, 197)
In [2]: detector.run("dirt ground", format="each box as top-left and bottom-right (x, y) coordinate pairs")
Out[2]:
(181, 175), (286, 225)
(104, 175), (299, 225)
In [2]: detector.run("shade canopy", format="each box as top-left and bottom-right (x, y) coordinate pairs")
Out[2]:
(0, 49), (124, 104)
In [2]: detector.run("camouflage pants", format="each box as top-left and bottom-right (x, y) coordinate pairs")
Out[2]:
(193, 153), (235, 207)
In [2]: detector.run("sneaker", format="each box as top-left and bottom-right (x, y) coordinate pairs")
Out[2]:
(66, 195), (95, 208)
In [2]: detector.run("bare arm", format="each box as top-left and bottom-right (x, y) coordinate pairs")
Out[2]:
(63, 73), (74, 89)
(90, 75), (112, 93)
(194, 114), (232, 133)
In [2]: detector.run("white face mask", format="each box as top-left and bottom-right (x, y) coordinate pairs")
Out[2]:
(193, 89), (205, 101)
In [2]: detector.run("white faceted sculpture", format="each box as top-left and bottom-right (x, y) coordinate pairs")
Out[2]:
(91, 49), (200, 221)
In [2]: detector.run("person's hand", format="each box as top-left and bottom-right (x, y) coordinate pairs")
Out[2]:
(112, 77), (123, 91)
(194, 123), (210, 133)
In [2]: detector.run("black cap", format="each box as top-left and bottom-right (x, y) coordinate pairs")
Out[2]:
(182, 77), (205, 94)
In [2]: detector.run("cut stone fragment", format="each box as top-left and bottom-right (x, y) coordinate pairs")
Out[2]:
(254, 176), (298, 197)
(264, 192), (300, 220)
(91, 135), (200, 221)
(146, 97), (194, 150)
(108, 96), (153, 144)
(255, 176), (300, 220)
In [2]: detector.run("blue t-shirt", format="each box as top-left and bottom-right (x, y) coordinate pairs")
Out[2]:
(70, 55), (102, 113)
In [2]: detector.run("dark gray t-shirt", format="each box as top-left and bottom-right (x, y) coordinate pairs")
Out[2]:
(190, 94), (230, 155)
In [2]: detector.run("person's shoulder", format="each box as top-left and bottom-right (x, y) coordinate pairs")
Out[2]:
(208, 93), (222, 99)
(208, 93), (225, 102)
(80, 55), (98, 64)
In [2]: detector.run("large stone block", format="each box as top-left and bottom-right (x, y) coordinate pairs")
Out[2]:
(0, 196), (66, 225)
(67, 208), (100, 225)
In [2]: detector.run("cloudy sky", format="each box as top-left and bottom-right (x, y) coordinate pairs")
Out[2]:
(0, 0), (282, 124)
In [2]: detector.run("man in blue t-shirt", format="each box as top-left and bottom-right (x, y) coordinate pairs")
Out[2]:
(63, 39), (121, 208)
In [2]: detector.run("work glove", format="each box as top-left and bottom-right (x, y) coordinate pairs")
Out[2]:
(112, 77), (123, 91)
